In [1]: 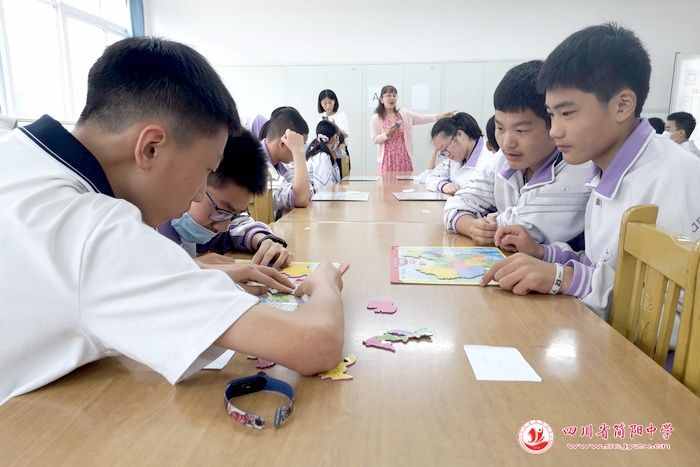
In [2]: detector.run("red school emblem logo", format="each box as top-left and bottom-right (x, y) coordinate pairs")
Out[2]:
(518, 420), (554, 454)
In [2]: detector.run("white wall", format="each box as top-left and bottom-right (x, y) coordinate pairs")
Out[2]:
(146, 0), (700, 113)
(145, 0), (700, 172)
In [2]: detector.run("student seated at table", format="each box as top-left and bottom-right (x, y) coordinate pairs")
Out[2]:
(244, 114), (268, 140)
(444, 60), (592, 246)
(259, 107), (313, 219)
(426, 112), (491, 194)
(666, 112), (700, 157)
(482, 23), (700, 319)
(647, 117), (665, 135)
(0, 37), (345, 406)
(157, 130), (293, 294)
(485, 115), (500, 153)
(306, 120), (342, 192)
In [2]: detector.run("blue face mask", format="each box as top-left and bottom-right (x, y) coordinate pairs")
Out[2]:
(171, 213), (217, 244)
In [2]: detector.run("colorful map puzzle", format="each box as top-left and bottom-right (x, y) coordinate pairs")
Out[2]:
(257, 262), (340, 311)
(390, 246), (505, 285)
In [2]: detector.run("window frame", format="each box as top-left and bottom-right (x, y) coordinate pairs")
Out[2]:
(0, 0), (133, 123)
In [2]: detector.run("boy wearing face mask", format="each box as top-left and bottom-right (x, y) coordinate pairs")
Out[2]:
(158, 130), (294, 295)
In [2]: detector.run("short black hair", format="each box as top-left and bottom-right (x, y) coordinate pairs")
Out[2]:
(494, 60), (549, 125)
(486, 115), (499, 151)
(537, 23), (651, 117)
(431, 112), (482, 140)
(668, 112), (696, 138)
(648, 117), (665, 134)
(318, 89), (339, 113)
(208, 129), (267, 195)
(78, 37), (239, 141)
(260, 106), (309, 140)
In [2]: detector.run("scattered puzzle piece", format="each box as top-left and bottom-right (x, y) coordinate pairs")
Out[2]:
(362, 336), (396, 352)
(387, 328), (433, 340)
(377, 333), (409, 343)
(367, 298), (398, 315)
(255, 359), (275, 369)
(319, 354), (357, 381)
(246, 355), (276, 369)
(363, 328), (434, 353)
(281, 263), (315, 279)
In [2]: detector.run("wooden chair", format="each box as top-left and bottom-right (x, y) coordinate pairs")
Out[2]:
(248, 181), (274, 225)
(610, 205), (700, 395)
(678, 259), (700, 395)
(341, 156), (351, 179)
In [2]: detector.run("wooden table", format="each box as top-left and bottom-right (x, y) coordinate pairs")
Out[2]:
(2, 189), (700, 467)
(277, 174), (447, 224)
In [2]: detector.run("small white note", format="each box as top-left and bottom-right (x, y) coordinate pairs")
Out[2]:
(463, 345), (541, 382)
(203, 350), (236, 370)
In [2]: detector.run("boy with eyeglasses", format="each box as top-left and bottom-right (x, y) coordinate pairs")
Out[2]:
(158, 129), (294, 295)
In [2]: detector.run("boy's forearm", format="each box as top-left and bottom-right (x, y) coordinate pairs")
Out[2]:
(292, 150), (312, 206)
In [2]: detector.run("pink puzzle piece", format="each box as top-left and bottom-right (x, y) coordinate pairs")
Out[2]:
(246, 355), (276, 369)
(255, 359), (275, 369)
(367, 298), (398, 315)
(362, 336), (396, 352)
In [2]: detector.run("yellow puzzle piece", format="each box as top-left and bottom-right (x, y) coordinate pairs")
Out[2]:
(319, 354), (357, 381)
(281, 263), (315, 279)
(416, 265), (460, 280)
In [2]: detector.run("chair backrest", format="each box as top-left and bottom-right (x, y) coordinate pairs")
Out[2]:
(340, 156), (351, 179)
(676, 256), (700, 395)
(248, 181), (274, 225)
(610, 205), (700, 387)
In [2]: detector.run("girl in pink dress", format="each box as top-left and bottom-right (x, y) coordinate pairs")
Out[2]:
(370, 85), (452, 174)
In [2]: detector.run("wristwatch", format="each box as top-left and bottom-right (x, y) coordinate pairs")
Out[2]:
(256, 233), (288, 249)
(224, 372), (294, 430)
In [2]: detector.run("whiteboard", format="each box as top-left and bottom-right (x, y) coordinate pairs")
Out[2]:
(670, 53), (700, 143)
(217, 60), (523, 176)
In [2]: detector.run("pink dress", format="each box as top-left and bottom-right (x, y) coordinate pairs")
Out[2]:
(380, 114), (413, 173)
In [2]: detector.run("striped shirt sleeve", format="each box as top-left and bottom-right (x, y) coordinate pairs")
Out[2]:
(228, 214), (277, 253)
(425, 156), (450, 193)
(443, 163), (497, 232)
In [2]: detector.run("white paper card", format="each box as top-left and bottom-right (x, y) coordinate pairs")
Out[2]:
(463, 345), (541, 382)
(203, 350), (236, 370)
(344, 176), (380, 182)
(312, 191), (369, 201)
(392, 191), (449, 201)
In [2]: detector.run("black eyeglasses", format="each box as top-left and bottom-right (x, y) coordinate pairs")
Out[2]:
(206, 191), (242, 222)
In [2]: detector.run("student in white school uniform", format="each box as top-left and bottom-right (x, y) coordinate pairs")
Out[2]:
(665, 112), (700, 157)
(414, 148), (448, 184)
(259, 107), (313, 219)
(482, 24), (700, 319)
(444, 60), (592, 247)
(306, 120), (342, 192)
(157, 130), (294, 295)
(426, 112), (492, 194)
(0, 38), (345, 406)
